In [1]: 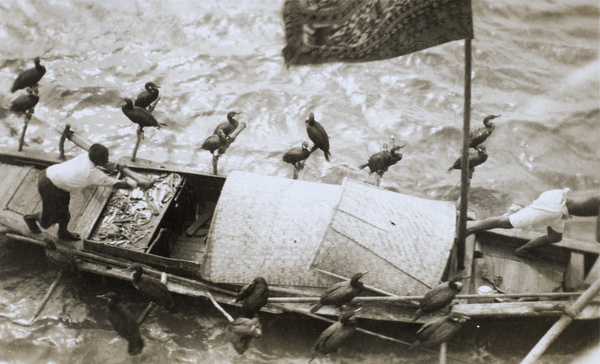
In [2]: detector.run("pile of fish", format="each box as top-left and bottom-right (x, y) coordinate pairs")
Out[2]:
(94, 173), (182, 248)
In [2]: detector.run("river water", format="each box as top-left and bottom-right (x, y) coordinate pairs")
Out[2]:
(0, 0), (599, 363)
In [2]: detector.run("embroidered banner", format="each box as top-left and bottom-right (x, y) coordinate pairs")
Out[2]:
(282, 0), (473, 66)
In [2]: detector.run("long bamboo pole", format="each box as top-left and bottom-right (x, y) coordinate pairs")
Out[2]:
(456, 38), (473, 271)
(520, 278), (600, 364)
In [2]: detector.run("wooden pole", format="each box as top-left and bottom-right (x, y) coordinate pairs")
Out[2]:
(520, 278), (600, 364)
(137, 302), (156, 325)
(131, 127), (143, 162)
(456, 38), (473, 271)
(13, 271), (63, 326)
(58, 124), (72, 160)
(18, 113), (33, 152)
(212, 122), (247, 175)
(439, 342), (447, 364)
(206, 292), (234, 322)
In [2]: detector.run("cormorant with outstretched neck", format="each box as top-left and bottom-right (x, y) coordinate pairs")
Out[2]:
(359, 144), (405, 177)
(10, 91), (39, 114)
(134, 82), (160, 109)
(128, 264), (175, 311)
(447, 145), (488, 178)
(310, 309), (360, 362)
(411, 275), (465, 321)
(227, 316), (262, 354)
(121, 97), (165, 135)
(11, 57), (46, 93)
(470, 115), (500, 148)
(310, 272), (367, 313)
(305, 113), (331, 161)
(283, 141), (311, 171)
(97, 292), (144, 356)
(411, 312), (470, 349)
(235, 277), (270, 318)
(214, 111), (241, 138)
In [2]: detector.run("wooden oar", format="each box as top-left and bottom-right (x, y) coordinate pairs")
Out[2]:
(13, 271), (62, 326)
(206, 291), (234, 322)
(137, 302), (156, 325)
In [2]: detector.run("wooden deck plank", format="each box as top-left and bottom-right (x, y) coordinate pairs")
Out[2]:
(68, 185), (99, 231)
(6, 168), (42, 215)
(488, 228), (600, 255)
(71, 186), (113, 239)
(0, 165), (34, 211)
(565, 253), (585, 291)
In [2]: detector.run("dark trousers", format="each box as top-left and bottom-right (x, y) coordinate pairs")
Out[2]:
(37, 169), (71, 231)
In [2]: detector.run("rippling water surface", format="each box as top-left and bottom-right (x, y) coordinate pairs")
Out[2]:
(1, 0), (599, 363)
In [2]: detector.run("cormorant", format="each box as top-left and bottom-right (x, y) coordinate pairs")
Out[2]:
(121, 97), (165, 134)
(97, 292), (145, 356)
(227, 316), (262, 354)
(201, 130), (227, 155)
(128, 264), (175, 311)
(470, 115), (500, 148)
(411, 275), (465, 321)
(411, 312), (470, 349)
(310, 309), (359, 362)
(305, 113), (331, 161)
(134, 82), (160, 109)
(10, 92), (39, 114)
(282, 141), (311, 171)
(310, 272), (367, 314)
(447, 145), (488, 178)
(11, 57), (46, 93)
(235, 277), (270, 318)
(359, 144), (405, 177)
(214, 111), (241, 138)
(42, 238), (79, 275)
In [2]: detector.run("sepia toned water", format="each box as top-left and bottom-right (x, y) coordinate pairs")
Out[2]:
(0, 0), (599, 363)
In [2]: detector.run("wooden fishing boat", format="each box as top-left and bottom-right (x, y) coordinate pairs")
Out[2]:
(1, 140), (599, 325)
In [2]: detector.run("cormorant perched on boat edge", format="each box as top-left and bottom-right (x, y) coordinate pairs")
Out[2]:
(411, 275), (466, 321)
(235, 276), (270, 318)
(214, 111), (241, 139)
(134, 82), (160, 109)
(310, 308), (360, 362)
(447, 145), (488, 178)
(97, 292), (145, 356)
(120, 97), (166, 136)
(10, 91), (39, 115)
(127, 263), (175, 312)
(282, 141), (311, 171)
(310, 272), (367, 313)
(305, 112), (331, 161)
(411, 312), (470, 350)
(359, 144), (405, 177)
(11, 57), (46, 93)
(470, 114), (500, 148)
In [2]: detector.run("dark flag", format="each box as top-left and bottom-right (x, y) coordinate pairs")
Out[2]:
(282, 0), (473, 66)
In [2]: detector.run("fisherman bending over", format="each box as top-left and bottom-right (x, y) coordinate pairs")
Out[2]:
(24, 143), (153, 241)
(466, 189), (599, 257)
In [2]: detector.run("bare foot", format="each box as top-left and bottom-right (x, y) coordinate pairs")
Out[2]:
(23, 215), (41, 234)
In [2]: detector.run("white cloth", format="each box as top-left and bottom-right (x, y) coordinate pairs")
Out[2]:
(46, 153), (119, 192)
(509, 188), (570, 233)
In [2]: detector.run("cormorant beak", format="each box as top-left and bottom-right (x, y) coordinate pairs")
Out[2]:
(155, 85), (161, 88)
(96, 293), (109, 300)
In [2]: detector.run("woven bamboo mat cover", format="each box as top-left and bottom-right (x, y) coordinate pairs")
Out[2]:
(202, 171), (342, 287)
(311, 179), (456, 296)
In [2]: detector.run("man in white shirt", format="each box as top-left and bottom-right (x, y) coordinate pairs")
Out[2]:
(23, 143), (151, 241)
(465, 189), (599, 258)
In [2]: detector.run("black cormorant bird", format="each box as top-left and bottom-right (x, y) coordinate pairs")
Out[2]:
(359, 144), (405, 178)
(411, 275), (465, 321)
(282, 141), (311, 171)
(470, 115), (500, 148)
(310, 309), (359, 362)
(134, 82), (160, 109)
(128, 264), (175, 311)
(201, 130), (227, 155)
(214, 111), (241, 138)
(10, 92), (39, 114)
(411, 312), (470, 349)
(310, 272), (367, 314)
(447, 145), (488, 178)
(11, 57), (46, 93)
(227, 316), (262, 354)
(235, 277), (269, 318)
(305, 113), (331, 161)
(121, 97), (165, 134)
(97, 292), (145, 356)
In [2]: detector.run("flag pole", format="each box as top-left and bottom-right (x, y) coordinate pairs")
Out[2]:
(457, 38), (472, 271)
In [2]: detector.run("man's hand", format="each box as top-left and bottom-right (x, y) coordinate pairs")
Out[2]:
(137, 177), (155, 191)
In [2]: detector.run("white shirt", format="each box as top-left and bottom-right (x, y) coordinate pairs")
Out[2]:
(46, 153), (120, 192)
